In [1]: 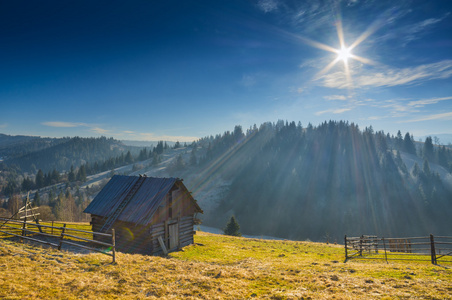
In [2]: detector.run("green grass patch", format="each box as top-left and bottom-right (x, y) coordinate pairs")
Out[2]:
(0, 231), (451, 299)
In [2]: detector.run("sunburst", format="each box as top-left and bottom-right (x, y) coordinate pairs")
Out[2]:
(296, 19), (378, 88)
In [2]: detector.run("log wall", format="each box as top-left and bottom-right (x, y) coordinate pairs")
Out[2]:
(90, 214), (196, 255)
(91, 215), (152, 254)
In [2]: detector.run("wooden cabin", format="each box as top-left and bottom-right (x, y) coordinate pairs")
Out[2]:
(84, 175), (202, 255)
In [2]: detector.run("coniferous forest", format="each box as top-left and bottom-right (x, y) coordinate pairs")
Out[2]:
(193, 121), (452, 242)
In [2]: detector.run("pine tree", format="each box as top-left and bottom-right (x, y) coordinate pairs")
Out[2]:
(412, 162), (420, 177)
(76, 165), (87, 182)
(396, 130), (403, 150)
(403, 132), (416, 154)
(68, 165), (76, 182)
(224, 216), (241, 236)
(51, 169), (60, 184)
(36, 169), (45, 189)
(155, 141), (164, 154)
(125, 151), (133, 164)
(423, 136), (434, 161)
(190, 147), (198, 166)
(21, 177), (34, 191)
(48, 189), (56, 208)
(423, 159), (431, 176)
(34, 191), (41, 207)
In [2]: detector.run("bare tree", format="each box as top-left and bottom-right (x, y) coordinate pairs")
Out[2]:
(7, 194), (22, 218)
(433, 136), (440, 145)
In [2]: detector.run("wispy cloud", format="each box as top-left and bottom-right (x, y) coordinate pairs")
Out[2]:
(320, 60), (452, 89)
(407, 96), (452, 108)
(42, 121), (110, 135)
(42, 121), (89, 128)
(375, 96), (452, 113)
(399, 112), (452, 123)
(315, 107), (352, 115)
(324, 95), (347, 101)
(91, 127), (110, 134)
(0, 123), (7, 129)
(402, 15), (448, 45)
(376, 13), (450, 46)
(257, 0), (279, 13)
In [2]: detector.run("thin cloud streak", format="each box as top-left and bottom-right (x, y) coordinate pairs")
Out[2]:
(320, 60), (452, 89)
(91, 127), (110, 134)
(42, 121), (89, 128)
(399, 112), (452, 123)
(408, 96), (452, 108)
(315, 107), (352, 115)
(324, 95), (347, 101)
(43, 121), (110, 136)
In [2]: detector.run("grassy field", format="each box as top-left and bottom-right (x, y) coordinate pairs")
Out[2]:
(0, 231), (451, 299)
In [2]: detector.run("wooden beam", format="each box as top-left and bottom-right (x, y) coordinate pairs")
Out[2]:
(158, 236), (168, 255)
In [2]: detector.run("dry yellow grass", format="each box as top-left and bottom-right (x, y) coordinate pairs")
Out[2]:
(0, 231), (451, 299)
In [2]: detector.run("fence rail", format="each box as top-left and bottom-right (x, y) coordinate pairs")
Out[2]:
(0, 217), (115, 263)
(344, 234), (452, 265)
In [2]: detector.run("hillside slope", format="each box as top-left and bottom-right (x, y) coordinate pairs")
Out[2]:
(165, 121), (452, 242)
(1, 232), (451, 299)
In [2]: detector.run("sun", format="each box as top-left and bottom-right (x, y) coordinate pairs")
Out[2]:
(336, 46), (352, 63)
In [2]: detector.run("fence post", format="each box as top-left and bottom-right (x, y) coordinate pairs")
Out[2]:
(430, 234), (437, 265)
(35, 219), (43, 233)
(111, 228), (116, 264)
(344, 235), (348, 261)
(359, 235), (363, 257)
(21, 219), (27, 243)
(382, 237), (388, 264)
(58, 224), (66, 250)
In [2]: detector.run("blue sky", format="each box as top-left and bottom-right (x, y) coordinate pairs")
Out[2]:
(1, 0), (451, 143)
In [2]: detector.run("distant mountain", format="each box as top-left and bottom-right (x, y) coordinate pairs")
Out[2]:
(2, 135), (135, 173)
(0, 133), (64, 159)
(121, 140), (176, 147)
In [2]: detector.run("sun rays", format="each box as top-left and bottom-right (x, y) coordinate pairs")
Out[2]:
(299, 19), (379, 89)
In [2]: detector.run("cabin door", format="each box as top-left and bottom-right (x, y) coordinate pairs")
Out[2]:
(168, 223), (179, 250)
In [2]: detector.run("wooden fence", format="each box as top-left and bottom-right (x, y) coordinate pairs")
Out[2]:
(0, 217), (115, 263)
(344, 234), (452, 265)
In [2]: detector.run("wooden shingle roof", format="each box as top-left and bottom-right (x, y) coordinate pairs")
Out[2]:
(84, 175), (201, 226)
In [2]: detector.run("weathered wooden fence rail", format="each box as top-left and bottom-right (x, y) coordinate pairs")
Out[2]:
(345, 234), (452, 265)
(0, 217), (115, 263)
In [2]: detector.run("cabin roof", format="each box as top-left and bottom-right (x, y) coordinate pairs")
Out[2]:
(84, 175), (202, 226)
